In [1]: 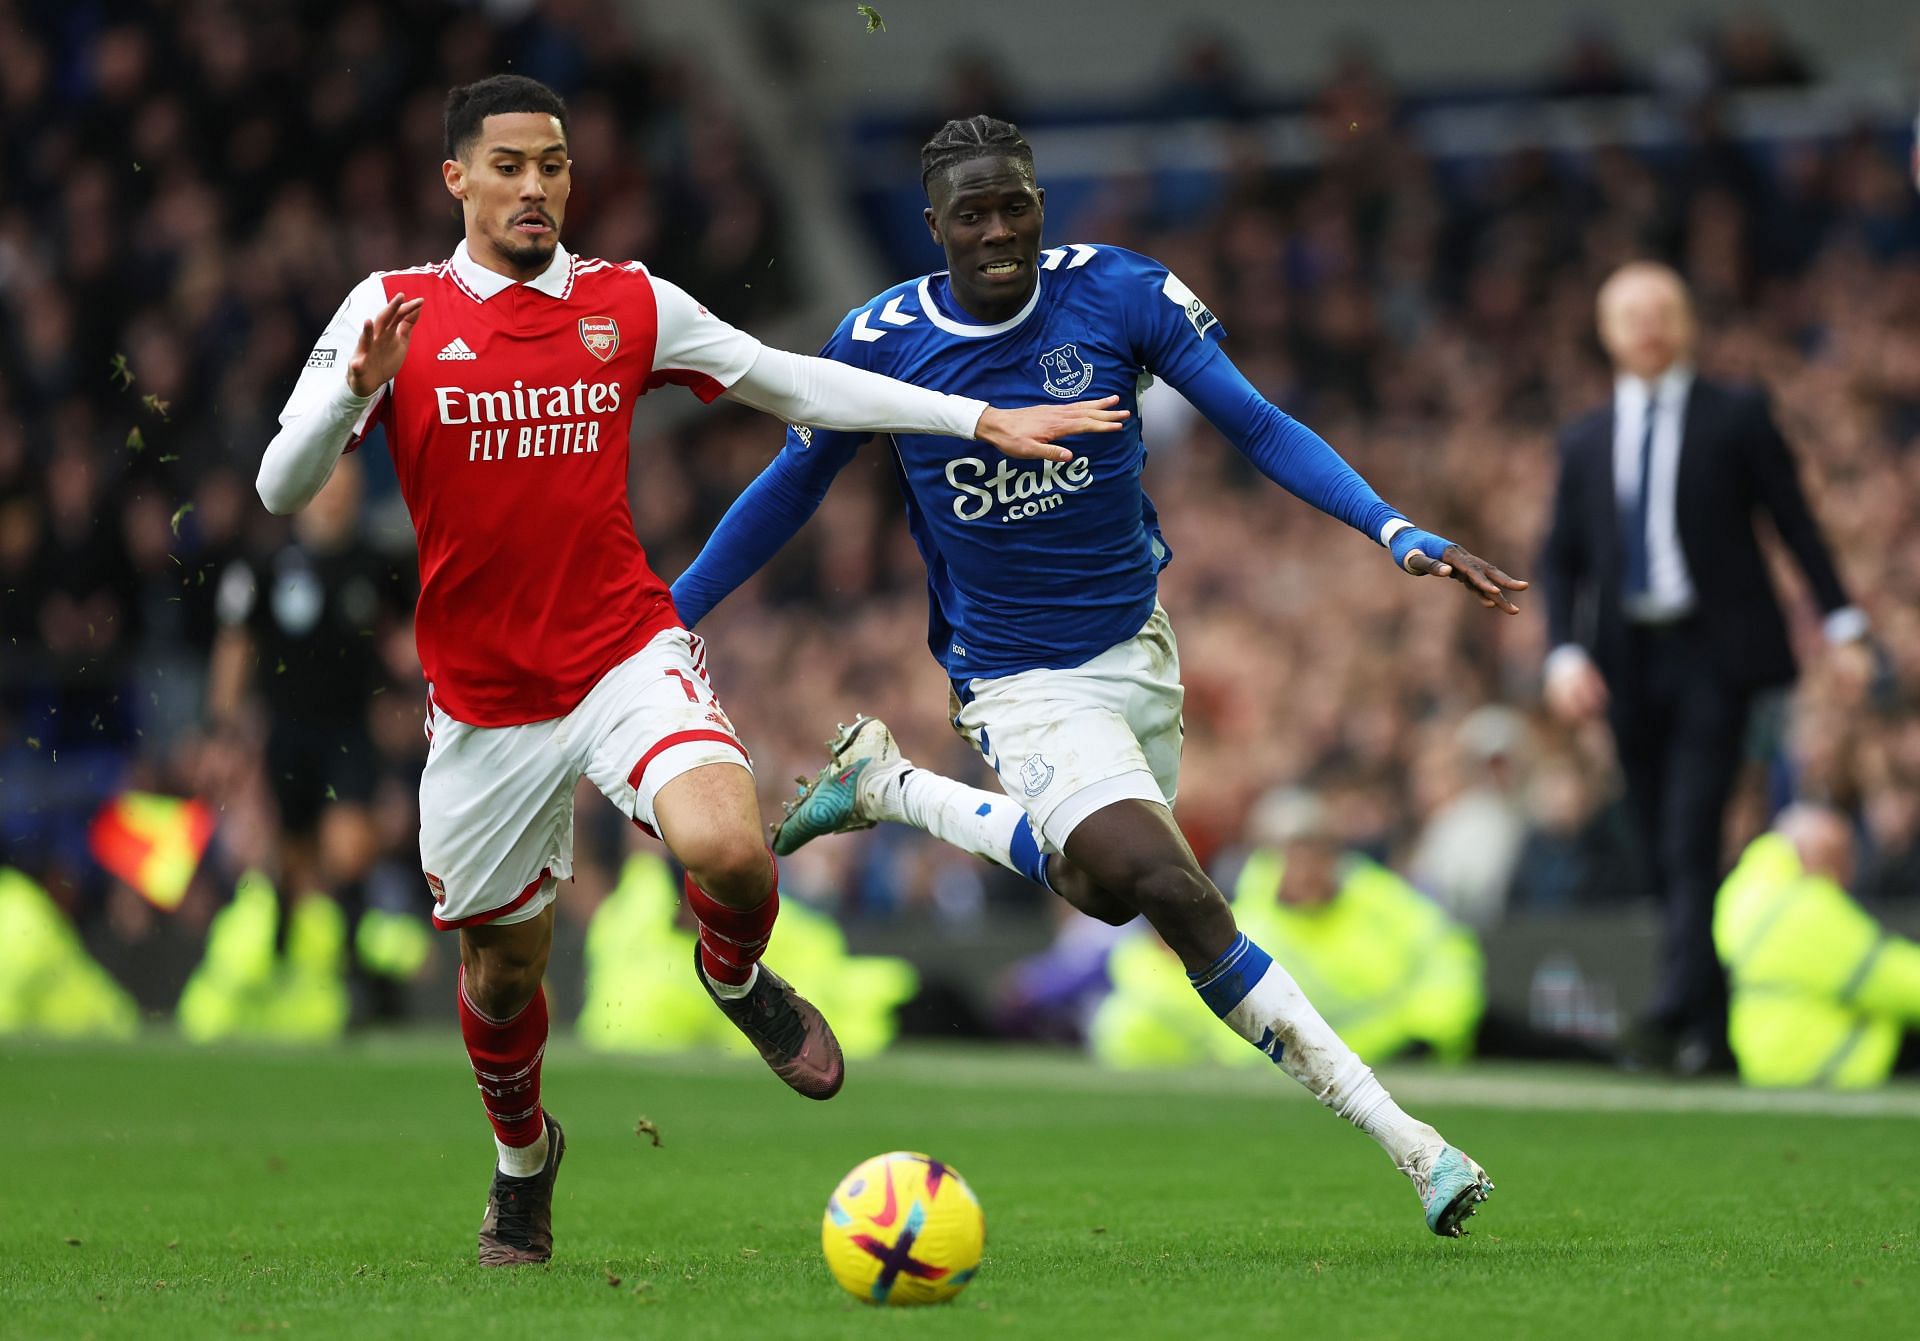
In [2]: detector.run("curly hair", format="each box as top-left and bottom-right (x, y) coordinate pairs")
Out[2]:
(444, 75), (569, 161)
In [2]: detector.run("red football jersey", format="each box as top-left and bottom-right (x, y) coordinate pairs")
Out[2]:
(280, 243), (762, 726)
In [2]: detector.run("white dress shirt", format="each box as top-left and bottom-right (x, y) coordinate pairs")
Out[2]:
(1613, 365), (1696, 623)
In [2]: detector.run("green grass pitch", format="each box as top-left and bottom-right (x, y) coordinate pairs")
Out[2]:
(7, 1037), (1915, 1339)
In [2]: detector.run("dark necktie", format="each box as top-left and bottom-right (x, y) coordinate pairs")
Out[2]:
(1622, 391), (1658, 599)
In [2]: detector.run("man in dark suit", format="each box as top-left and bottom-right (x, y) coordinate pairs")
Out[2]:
(1540, 261), (1863, 1074)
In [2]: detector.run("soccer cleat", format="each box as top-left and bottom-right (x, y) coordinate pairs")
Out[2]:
(477, 1114), (566, 1267)
(1407, 1143), (1493, 1238)
(770, 716), (904, 856)
(698, 946), (845, 1100)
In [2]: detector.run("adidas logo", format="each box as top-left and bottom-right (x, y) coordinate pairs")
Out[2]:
(436, 337), (477, 361)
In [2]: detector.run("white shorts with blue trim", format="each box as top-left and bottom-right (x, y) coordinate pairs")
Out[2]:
(952, 603), (1184, 854)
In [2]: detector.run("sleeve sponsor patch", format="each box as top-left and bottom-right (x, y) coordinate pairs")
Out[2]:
(1159, 272), (1219, 339)
(306, 347), (337, 368)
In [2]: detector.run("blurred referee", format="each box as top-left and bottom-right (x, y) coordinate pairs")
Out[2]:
(208, 456), (406, 980)
(1539, 261), (1864, 1075)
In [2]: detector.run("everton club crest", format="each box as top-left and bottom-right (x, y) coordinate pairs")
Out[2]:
(578, 315), (620, 362)
(1037, 343), (1095, 398)
(1019, 753), (1056, 797)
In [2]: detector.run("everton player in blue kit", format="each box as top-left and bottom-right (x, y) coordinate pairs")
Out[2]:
(673, 117), (1524, 1236)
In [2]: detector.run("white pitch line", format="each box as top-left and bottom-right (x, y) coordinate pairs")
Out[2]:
(1374, 1069), (1920, 1119)
(853, 1051), (1920, 1119)
(33, 1036), (1918, 1120)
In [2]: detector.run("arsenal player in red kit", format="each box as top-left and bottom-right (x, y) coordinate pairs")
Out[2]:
(256, 75), (1124, 1267)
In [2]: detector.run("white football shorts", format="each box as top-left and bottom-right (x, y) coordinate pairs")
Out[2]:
(952, 603), (1184, 854)
(419, 627), (749, 930)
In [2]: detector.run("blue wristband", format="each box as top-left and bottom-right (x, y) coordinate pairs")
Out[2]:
(1390, 526), (1453, 571)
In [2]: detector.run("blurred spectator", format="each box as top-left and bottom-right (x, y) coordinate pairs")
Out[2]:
(1158, 32), (1258, 123)
(1714, 804), (1920, 1087)
(1712, 12), (1814, 90)
(1854, 702), (1920, 903)
(1089, 787), (1482, 1067)
(995, 900), (1133, 1046)
(1545, 23), (1642, 99)
(1406, 706), (1531, 928)
(578, 851), (918, 1060)
(934, 49), (1024, 131)
(1506, 750), (1640, 914)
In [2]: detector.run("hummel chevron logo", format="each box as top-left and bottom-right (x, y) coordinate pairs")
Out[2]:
(851, 297), (917, 343)
(1040, 244), (1098, 271)
(1255, 1026), (1286, 1065)
(436, 337), (477, 361)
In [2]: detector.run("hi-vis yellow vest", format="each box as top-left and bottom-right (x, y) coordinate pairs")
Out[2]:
(1090, 853), (1483, 1068)
(0, 867), (139, 1040)
(1713, 833), (1920, 1088)
(578, 853), (918, 1059)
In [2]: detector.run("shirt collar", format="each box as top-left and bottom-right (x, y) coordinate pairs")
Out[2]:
(917, 272), (1043, 337)
(1615, 364), (1694, 408)
(449, 239), (573, 301)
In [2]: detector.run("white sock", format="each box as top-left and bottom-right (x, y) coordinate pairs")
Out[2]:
(702, 962), (759, 1000)
(496, 1126), (549, 1178)
(1191, 933), (1438, 1169)
(870, 767), (1052, 887)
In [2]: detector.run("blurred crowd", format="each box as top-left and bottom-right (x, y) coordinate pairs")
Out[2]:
(4, 1), (1919, 993)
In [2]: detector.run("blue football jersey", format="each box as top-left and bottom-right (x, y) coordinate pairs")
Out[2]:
(789, 244), (1229, 681)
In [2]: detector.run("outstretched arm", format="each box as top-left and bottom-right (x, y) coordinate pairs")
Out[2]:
(1174, 353), (1526, 612)
(670, 428), (859, 629)
(725, 345), (1125, 462)
(646, 275), (1125, 462)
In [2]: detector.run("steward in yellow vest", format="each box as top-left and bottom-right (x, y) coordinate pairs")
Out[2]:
(1092, 790), (1484, 1068)
(579, 852), (918, 1059)
(0, 868), (140, 1040)
(1713, 806), (1920, 1088)
(177, 873), (352, 1042)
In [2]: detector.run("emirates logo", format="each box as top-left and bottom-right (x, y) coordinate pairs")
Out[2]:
(578, 316), (619, 361)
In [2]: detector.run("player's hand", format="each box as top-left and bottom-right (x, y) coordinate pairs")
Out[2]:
(347, 294), (425, 397)
(1544, 651), (1609, 721)
(975, 396), (1129, 463)
(1405, 543), (1528, 614)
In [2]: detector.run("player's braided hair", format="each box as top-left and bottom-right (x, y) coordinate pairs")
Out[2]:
(919, 115), (1034, 196)
(444, 75), (569, 161)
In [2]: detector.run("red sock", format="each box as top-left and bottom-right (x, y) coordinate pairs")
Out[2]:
(458, 968), (548, 1148)
(685, 859), (779, 987)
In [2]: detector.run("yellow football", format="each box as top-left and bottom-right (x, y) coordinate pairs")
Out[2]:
(821, 1151), (984, 1306)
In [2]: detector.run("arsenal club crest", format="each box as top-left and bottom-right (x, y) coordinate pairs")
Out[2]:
(578, 316), (619, 362)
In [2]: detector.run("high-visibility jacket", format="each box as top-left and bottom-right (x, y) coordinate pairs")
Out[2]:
(1713, 833), (1920, 1088)
(176, 873), (350, 1042)
(0, 868), (140, 1040)
(1090, 853), (1484, 1068)
(578, 853), (918, 1059)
